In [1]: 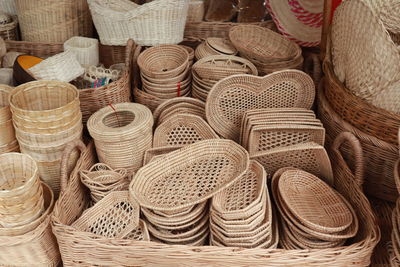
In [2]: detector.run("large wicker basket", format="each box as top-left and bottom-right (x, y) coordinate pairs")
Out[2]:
(317, 79), (399, 202)
(51, 133), (379, 266)
(15, 0), (93, 42)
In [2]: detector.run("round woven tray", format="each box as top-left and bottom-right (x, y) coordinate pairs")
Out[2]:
(153, 114), (218, 147)
(153, 97), (205, 124)
(130, 139), (249, 211)
(206, 70), (315, 141)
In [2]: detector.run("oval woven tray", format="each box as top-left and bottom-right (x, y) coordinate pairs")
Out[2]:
(205, 70), (315, 141)
(130, 139), (249, 211)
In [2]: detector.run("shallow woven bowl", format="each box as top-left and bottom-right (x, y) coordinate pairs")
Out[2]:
(229, 25), (301, 63)
(130, 139), (249, 211)
(9, 80), (80, 120)
(137, 45), (189, 79)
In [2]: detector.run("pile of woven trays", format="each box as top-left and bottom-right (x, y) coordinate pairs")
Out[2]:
(138, 45), (192, 102)
(9, 81), (83, 196)
(0, 84), (18, 154)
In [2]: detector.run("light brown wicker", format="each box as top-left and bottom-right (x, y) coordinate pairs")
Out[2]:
(51, 133), (379, 266)
(251, 142), (333, 185)
(87, 102), (153, 172)
(80, 163), (130, 203)
(130, 139), (249, 211)
(318, 79), (399, 202)
(72, 191), (140, 238)
(187, 0), (205, 22)
(143, 145), (183, 165)
(153, 114), (218, 147)
(278, 169), (355, 233)
(15, 0), (93, 42)
(205, 70), (315, 141)
(229, 25), (301, 63)
(0, 15), (18, 41)
(194, 38), (238, 60)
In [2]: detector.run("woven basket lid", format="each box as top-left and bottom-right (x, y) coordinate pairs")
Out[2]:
(266, 0), (322, 47)
(206, 70), (315, 141)
(153, 97), (205, 123)
(206, 38), (237, 55)
(130, 139), (249, 211)
(278, 169), (354, 233)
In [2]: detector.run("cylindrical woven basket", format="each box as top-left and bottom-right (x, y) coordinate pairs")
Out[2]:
(15, 0), (93, 42)
(318, 79), (399, 202)
(88, 0), (190, 46)
(51, 132), (379, 266)
(0, 15), (18, 41)
(64, 36), (99, 67)
(87, 102), (153, 173)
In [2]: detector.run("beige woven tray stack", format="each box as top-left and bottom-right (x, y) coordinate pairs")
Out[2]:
(192, 55), (258, 102)
(87, 103), (153, 173)
(138, 45), (191, 103)
(272, 168), (359, 249)
(195, 37), (237, 60)
(72, 191), (149, 241)
(0, 84), (18, 154)
(229, 25), (304, 75)
(206, 70), (315, 141)
(80, 163), (130, 204)
(210, 160), (278, 248)
(131, 139), (250, 245)
(153, 114), (218, 147)
(240, 107), (332, 184)
(0, 153), (44, 228)
(9, 81), (83, 196)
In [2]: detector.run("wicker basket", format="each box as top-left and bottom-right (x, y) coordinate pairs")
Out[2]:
(187, 0), (205, 22)
(51, 132), (379, 266)
(0, 0), (16, 15)
(28, 51), (84, 82)
(64, 36), (99, 68)
(0, 15), (18, 41)
(15, 0), (93, 42)
(88, 0), (190, 46)
(318, 79), (399, 202)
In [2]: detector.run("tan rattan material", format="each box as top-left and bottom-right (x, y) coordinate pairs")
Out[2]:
(80, 163), (130, 203)
(0, 84), (12, 123)
(130, 139), (249, 211)
(229, 25), (301, 63)
(87, 103), (153, 172)
(72, 191), (140, 239)
(143, 145), (183, 165)
(278, 169), (354, 233)
(251, 142), (333, 185)
(206, 70), (315, 141)
(153, 97), (205, 125)
(153, 114), (218, 147)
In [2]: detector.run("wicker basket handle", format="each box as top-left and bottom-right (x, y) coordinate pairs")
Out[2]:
(60, 140), (87, 193)
(332, 132), (364, 188)
(304, 53), (322, 86)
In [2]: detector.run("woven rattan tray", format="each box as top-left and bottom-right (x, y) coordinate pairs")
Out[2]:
(130, 139), (249, 211)
(206, 70), (315, 141)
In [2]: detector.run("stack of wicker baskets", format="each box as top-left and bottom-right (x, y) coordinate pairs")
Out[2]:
(273, 168), (358, 249)
(229, 25), (303, 75)
(210, 160), (278, 248)
(0, 153), (44, 228)
(138, 45), (191, 102)
(9, 81), (83, 196)
(194, 37), (237, 60)
(87, 102), (153, 173)
(0, 84), (18, 154)
(192, 55), (257, 102)
(80, 163), (130, 203)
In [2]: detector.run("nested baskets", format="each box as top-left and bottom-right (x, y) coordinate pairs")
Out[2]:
(88, 0), (190, 46)
(229, 25), (303, 74)
(0, 153), (44, 228)
(28, 51), (84, 82)
(80, 163), (130, 203)
(9, 80), (83, 196)
(0, 14), (18, 41)
(52, 132), (379, 266)
(205, 70), (315, 141)
(87, 102), (153, 173)
(0, 84), (18, 154)
(64, 36), (99, 68)
(15, 0), (93, 42)
(153, 114), (218, 147)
